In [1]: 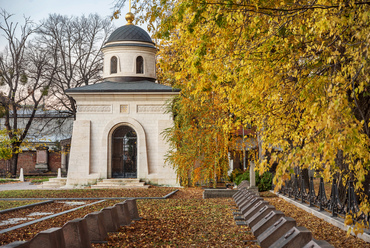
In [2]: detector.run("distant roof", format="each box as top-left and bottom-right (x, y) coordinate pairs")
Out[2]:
(106, 25), (154, 45)
(8, 109), (73, 118)
(65, 80), (180, 93)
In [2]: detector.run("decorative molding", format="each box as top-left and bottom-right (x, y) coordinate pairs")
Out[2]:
(120, 105), (129, 114)
(137, 105), (165, 113)
(77, 105), (112, 113)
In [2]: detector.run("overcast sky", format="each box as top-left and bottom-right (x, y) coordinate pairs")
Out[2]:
(0, 0), (133, 49)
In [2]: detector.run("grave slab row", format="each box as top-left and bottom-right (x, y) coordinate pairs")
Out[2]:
(0, 199), (142, 248)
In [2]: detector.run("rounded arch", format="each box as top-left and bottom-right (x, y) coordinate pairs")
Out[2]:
(110, 56), (118, 74)
(136, 56), (144, 74)
(102, 117), (148, 179)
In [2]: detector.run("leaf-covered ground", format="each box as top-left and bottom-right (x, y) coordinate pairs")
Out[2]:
(0, 201), (41, 211)
(93, 198), (254, 247)
(0, 201), (96, 230)
(0, 188), (369, 247)
(0, 187), (176, 199)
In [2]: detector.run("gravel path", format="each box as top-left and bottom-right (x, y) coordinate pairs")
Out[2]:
(0, 182), (39, 191)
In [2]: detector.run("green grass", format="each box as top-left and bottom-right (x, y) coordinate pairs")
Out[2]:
(0, 179), (18, 184)
(30, 178), (50, 183)
(25, 176), (54, 181)
(0, 200), (41, 210)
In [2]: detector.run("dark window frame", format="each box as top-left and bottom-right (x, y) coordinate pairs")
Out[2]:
(111, 56), (118, 74)
(136, 56), (144, 74)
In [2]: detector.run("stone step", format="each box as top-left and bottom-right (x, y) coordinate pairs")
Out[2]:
(37, 178), (67, 189)
(91, 185), (150, 189)
(90, 178), (148, 189)
(93, 183), (145, 187)
(91, 182), (146, 187)
(100, 179), (140, 183)
(37, 183), (65, 189)
(49, 178), (67, 183)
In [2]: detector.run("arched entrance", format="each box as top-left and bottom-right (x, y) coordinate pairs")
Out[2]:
(111, 125), (137, 178)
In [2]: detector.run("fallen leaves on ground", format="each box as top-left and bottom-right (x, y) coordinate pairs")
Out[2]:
(0, 201), (41, 211)
(168, 187), (204, 199)
(0, 187), (176, 199)
(93, 198), (255, 248)
(0, 201), (96, 230)
(1, 188), (369, 247)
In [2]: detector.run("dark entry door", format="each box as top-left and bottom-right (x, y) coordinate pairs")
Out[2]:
(112, 126), (137, 178)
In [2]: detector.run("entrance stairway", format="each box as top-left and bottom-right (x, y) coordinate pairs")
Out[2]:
(37, 178), (67, 189)
(90, 178), (149, 189)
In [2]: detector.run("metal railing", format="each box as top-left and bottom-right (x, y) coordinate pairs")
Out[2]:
(278, 175), (367, 226)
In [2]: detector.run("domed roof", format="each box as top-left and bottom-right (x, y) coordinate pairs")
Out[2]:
(106, 25), (154, 44)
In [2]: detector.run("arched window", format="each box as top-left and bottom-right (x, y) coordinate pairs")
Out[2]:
(136, 56), (143, 74)
(110, 56), (117, 74)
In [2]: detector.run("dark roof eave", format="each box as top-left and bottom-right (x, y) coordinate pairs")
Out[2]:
(66, 89), (181, 93)
(103, 43), (156, 49)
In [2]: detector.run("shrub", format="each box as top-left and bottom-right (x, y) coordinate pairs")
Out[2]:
(234, 170), (250, 185)
(233, 170), (273, 192)
(256, 171), (273, 192)
(229, 168), (243, 182)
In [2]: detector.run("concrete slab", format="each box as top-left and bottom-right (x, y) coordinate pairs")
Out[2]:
(0, 241), (29, 248)
(246, 205), (275, 228)
(203, 189), (237, 198)
(303, 239), (335, 248)
(235, 194), (255, 211)
(62, 218), (91, 248)
(257, 216), (296, 248)
(101, 207), (120, 232)
(125, 199), (141, 221)
(251, 210), (285, 237)
(269, 226), (312, 248)
(240, 197), (264, 215)
(243, 200), (269, 221)
(115, 202), (131, 226)
(27, 227), (65, 248)
(83, 211), (108, 243)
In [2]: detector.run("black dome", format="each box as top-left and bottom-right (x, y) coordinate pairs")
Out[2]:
(106, 25), (154, 44)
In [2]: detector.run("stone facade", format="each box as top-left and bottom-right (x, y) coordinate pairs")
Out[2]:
(65, 93), (177, 186)
(102, 45), (156, 80)
(65, 19), (179, 187)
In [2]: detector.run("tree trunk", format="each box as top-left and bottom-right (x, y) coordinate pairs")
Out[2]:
(335, 150), (348, 204)
(10, 153), (18, 176)
(301, 168), (310, 190)
(362, 171), (370, 204)
(337, 174), (348, 205)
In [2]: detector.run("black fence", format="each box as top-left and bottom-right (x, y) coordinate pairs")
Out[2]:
(278, 175), (369, 227)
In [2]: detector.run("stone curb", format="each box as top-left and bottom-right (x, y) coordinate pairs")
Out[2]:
(203, 189), (238, 199)
(0, 200), (106, 234)
(0, 189), (179, 235)
(274, 191), (370, 243)
(1, 199), (144, 247)
(162, 189), (179, 198)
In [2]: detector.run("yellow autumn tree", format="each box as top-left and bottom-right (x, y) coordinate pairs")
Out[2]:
(122, 0), (370, 219)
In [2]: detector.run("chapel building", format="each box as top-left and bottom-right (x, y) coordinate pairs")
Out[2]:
(64, 12), (179, 187)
